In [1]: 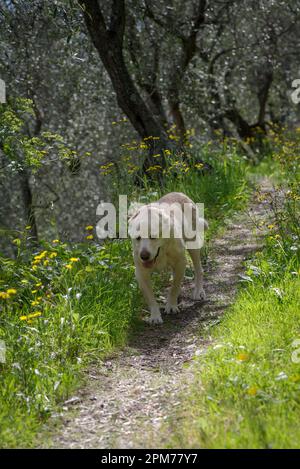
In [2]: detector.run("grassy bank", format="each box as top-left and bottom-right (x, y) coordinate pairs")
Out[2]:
(166, 132), (300, 449)
(0, 144), (249, 447)
(167, 274), (300, 448)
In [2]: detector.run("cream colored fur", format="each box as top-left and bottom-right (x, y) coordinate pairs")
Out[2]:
(128, 192), (207, 324)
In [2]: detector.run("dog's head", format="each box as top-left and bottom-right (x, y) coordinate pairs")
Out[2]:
(128, 204), (170, 269)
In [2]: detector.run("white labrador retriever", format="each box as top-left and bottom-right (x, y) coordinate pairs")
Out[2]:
(128, 192), (207, 324)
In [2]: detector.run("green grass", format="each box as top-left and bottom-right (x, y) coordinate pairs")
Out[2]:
(0, 145), (249, 448)
(165, 135), (300, 449)
(167, 275), (300, 448)
(0, 240), (142, 447)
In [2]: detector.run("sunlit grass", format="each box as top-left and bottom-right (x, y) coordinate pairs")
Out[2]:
(0, 143), (250, 447)
(166, 276), (300, 449)
(165, 134), (300, 448)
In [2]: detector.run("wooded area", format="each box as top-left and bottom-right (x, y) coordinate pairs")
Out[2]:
(0, 0), (300, 451)
(1, 0), (299, 249)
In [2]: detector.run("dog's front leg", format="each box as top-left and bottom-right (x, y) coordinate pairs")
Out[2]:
(165, 257), (186, 314)
(135, 268), (162, 324)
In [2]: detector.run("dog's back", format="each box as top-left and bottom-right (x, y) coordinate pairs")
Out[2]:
(158, 192), (207, 241)
(158, 192), (194, 208)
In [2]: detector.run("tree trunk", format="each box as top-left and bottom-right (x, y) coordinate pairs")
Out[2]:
(19, 169), (38, 242)
(168, 87), (186, 142)
(79, 0), (171, 176)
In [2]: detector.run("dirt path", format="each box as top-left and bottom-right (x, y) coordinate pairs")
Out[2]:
(48, 179), (272, 449)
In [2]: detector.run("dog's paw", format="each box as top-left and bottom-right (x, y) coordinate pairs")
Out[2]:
(165, 303), (179, 314)
(146, 306), (163, 324)
(147, 314), (163, 325)
(193, 288), (206, 301)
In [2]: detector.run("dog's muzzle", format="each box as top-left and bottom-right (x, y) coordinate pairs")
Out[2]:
(141, 247), (160, 268)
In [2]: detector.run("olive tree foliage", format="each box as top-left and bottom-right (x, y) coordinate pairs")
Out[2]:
(185, 0), (300, 145)
(0, 0), (133, 251)
(0, 0), (300, 252)
(78, 0), (300, 159)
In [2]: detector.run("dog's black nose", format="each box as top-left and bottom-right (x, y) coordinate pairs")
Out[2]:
(140, 250), (151, 261)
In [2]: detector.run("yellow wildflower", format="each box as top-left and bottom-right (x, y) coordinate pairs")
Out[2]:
(86, 235), (94, 240)
(70, 257), (79, 262)
(49, 252), (57, 258)
(20, 311), (42, 321)
(85, 225), (93, 230)
(65, 264), (73, 269)
(7, 288), (17, 296)
(146, 165), (162, 172)
(237, 353), (250, 361)
(289, 374), (300, 383)
(0, 292), (9, 299)
(31, 300), (40, 306)
(35, 250), (47, 259)
(247, 386), (258, 396)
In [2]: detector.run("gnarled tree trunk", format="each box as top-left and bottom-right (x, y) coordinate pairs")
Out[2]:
(79, 0), (171, 178)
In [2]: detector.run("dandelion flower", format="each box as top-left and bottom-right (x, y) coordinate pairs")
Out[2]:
(247, 386), (258, 396)
(31, 300), (40, 306)
(86, 235), (94, 240)
(20, 311), (42, 321)
(0, 292), (9, 299)
(237, 353), (250, 361)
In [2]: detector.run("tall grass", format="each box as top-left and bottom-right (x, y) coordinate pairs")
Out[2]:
(0, 142), (249, 447)
(165, 131), (300, 449)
